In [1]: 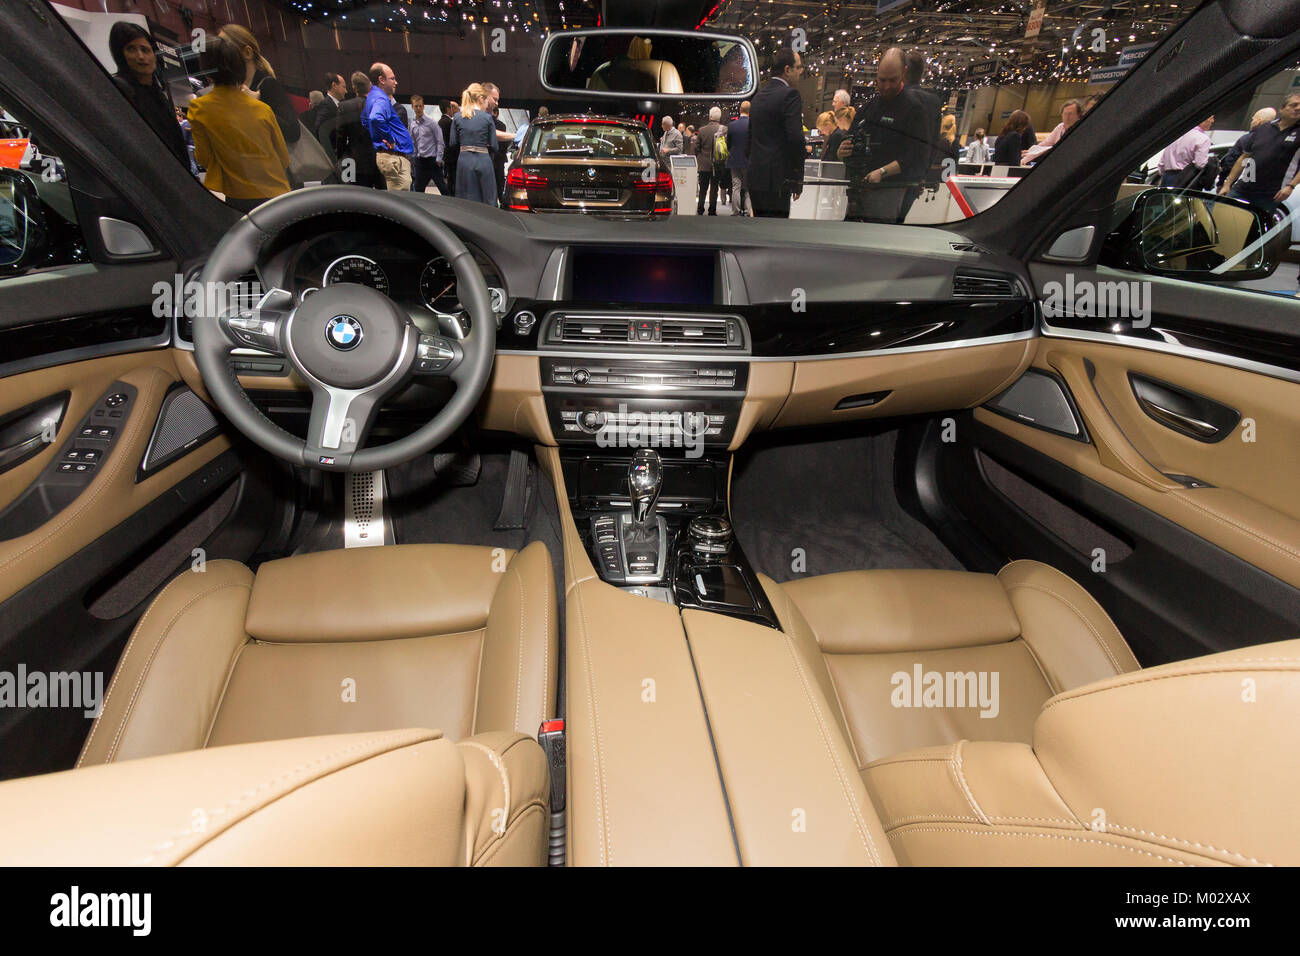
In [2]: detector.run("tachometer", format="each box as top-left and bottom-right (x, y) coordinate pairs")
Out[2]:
(421, 256), (507, 323)
(323, 254), (389, 295)
(420, 257), (458, 312)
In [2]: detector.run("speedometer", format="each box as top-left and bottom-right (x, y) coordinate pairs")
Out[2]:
(323, 254), (389, 295)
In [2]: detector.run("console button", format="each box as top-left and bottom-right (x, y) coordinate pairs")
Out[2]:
(103, 393), (127, 408)
(573, 368), (590, 385)
(579, 411), (607, 433)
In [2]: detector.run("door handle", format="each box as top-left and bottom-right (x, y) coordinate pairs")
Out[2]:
(0, 392), (68, 475)
(1128, 374), (1240, 443)
(0, 431), (49, 471)
(1136, 397), (1221, 438)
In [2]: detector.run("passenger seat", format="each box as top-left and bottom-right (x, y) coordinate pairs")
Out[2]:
(760, 560), (1140, 765)
(761, 560), (1299, 865)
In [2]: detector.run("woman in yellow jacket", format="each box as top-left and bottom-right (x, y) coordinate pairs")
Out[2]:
(188, 35), (290, 213)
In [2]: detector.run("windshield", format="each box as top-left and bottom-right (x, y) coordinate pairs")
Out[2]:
(529, 123), (653, 158)
(77, 0), (1196, 225)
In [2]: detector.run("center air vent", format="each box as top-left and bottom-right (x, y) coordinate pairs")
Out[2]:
(544, 313), (749, 351)
(660, 318), (730, 346)
(560, 317), (630, 343)
(952, 271), (1021, 298)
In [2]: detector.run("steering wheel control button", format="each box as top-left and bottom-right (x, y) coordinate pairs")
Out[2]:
(325, 315), (364, 351)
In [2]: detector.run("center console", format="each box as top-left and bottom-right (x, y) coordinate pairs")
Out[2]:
(560, 447), (779, 629)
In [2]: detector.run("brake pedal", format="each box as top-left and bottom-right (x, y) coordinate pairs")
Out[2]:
(433, 449), (481, 486)
(344, 470), (392, 547)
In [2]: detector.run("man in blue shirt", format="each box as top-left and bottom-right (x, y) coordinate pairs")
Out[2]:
(363, 62), (414, 191)
(408, 94), (446, 194)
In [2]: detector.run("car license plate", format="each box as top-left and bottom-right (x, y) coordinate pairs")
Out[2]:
(564, 186), (619, 202)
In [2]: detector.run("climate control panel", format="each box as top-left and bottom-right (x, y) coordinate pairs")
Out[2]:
(541, 357), (746, 449)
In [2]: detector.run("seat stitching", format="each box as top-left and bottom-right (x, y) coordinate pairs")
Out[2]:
(1015, 636), (1062, 696)
(1042, 662), (1300, 710)
(472, 802), (548, 866)
(104, 581), (253, 764)
(947, 742), (990, 825)
(885, 824), (1195, 865)
(77, 565), (227, 767)
(512, 565), (526, 733)
(882, 811), (983, 828)
(778, 626), (883, 865)
(573, 583), (611, 865)
(772, 580), (864, 767)
(142, 730), (429, 863)
(460, 739), (512, 864)
(1004, 582), (1125, 674)
(1101, 823), (1270, 866)
(201, 641), (249, 749)
(1178, 493), (1300, 564)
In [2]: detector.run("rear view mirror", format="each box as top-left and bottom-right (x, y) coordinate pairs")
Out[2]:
(539, 28), (758, 101)
(0, 168), (46, 275)
(1101, 187), (1288, 281)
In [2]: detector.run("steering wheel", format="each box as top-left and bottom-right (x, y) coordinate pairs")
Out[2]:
(194, 187), (495, 472)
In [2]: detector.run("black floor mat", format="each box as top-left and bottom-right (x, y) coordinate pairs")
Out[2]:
(730, 426), (961, 582)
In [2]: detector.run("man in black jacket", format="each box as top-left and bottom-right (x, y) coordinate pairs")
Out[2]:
(334, 72), (386, 189)
(745, 47), (805, 218)
(313, 72), (345, 152)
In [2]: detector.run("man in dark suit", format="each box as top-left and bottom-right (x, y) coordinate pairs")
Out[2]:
(333, 72), (386, 189)
(313, 72), (346, 153)
(726, 100), (751, 215)
(745, 47), (805, 218)
(439, 101), (458, 196)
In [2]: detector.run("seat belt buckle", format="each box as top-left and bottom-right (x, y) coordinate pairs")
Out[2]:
(537, 718), (566, 867)
(537, 718), (566, 813)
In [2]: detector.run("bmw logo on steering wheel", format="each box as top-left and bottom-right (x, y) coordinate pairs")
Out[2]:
(325, 314), (363, 351)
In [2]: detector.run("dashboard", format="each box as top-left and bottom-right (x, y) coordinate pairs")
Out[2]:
(173, 199), (1039, 451)
(286, 229), (510, 326)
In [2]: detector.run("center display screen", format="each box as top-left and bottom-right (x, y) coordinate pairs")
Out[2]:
(569, 247), (717, 305)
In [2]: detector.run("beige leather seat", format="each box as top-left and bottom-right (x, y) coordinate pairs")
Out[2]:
(79, 542), (557, 766)
(864, 639), (1300, 865)
(762, 560), (1298, 865)
(0, 729), (549, 865)
(760, 559), (1140, 767)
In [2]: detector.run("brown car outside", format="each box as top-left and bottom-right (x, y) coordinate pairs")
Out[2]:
(505, 114), (674, 219)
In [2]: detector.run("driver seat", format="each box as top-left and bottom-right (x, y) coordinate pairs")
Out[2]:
(78, 542), (557, 766)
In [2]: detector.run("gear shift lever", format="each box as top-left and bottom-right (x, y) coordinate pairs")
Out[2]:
(628, 448), (662, 525)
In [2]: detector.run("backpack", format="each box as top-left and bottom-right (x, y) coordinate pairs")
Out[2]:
(713, 128), (729, 164)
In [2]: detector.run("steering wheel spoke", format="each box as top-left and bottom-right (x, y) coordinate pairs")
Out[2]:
(304, 386), (382, 468)
(219, 287), (292, 356)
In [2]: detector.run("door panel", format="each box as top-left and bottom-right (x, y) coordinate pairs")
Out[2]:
(974, 339), (1300, 591)
(0, 351), (232, 605)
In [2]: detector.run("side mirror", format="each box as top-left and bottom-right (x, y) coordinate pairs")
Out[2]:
(0, 167), (46, 276)
(539, 28), (759, 101)
(1100, 186), (1288, 281)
